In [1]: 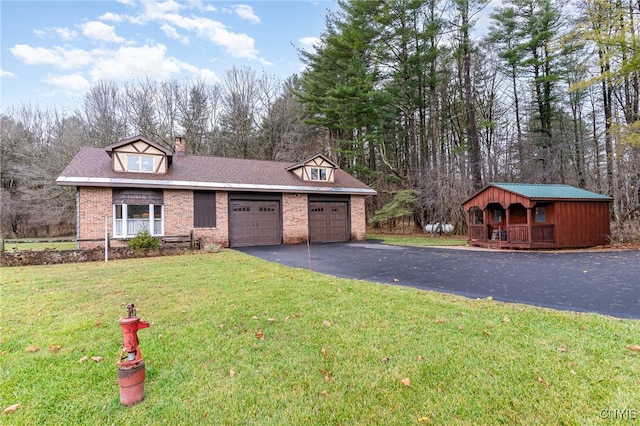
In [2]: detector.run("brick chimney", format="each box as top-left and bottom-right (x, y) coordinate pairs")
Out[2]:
(175, 136), (186, 156)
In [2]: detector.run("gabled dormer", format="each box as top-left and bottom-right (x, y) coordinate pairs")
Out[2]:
(286, 154), (338, 183)
(105, 135), (173, 174)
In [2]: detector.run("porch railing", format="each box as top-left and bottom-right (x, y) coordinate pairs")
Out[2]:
(469, 224), (555, 244)
(469, 224), (488, 241)
(506, 224), (555, 243)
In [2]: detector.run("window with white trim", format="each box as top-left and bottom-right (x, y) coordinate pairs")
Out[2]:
(310, 167), (328, 181)
(114, 204), (163, 237)
(127, 154), (154, 172)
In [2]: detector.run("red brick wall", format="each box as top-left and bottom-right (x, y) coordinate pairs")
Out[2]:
(78, 187), (112, 249)
(193, 191), (229, 248)
(77, 187), (367, 249)
(163, 189), (193, 236)
(350, 195), (366, 240)
(283, 193), (308, 244)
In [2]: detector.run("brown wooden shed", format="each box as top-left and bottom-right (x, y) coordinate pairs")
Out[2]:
(462, 183), (612, 249)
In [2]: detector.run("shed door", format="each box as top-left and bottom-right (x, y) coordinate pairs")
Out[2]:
(229, 200), (281, 247)
(309, 201), (349, 243)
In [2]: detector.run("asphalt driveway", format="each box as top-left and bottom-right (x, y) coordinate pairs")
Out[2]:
(237, 241), (640, 319)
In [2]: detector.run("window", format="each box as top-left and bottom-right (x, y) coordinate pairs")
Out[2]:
(194, 191), (216, 228)
(493, 210), (503, 223)
(310, 167), (328, 181)
(114, 204), (163, 237)
(127, 154), (154, 172)
(535, 206), (547, 223)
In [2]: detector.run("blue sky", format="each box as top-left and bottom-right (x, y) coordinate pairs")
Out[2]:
(0, 0), (339, 111)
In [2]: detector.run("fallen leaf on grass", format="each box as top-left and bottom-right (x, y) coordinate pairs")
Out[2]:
(25, 346), (40, 353)
(320, 390), (329, 397)
(457, 325), (464, 331)
(502, 316), (510, 323)
(401, 377), (411, 387)
(78, 356), (88, 363)
(483, 330), (491, 337)
(48, 345), (61, 353)
(627, 345), (640, 352)
(557, 347), (567, 353)
(323, 320), (332, 327)
(255, 331), (264, 340)
(321, 348), (327, 359)
(417, 355), (424, 361)
(3, 403), (20, 414)
(380, 356), (390, 363)
(91, 356), (103, 363)
(229, 370), (236, 377)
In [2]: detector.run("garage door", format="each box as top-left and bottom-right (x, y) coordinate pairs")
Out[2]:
(229, 200), (281, 247)
(309, 201), (349, 243)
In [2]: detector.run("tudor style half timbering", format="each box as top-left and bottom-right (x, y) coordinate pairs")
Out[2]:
(286, 154), (337, 183)
(105, 136), (172, 174)
(57, 135), (376, 249)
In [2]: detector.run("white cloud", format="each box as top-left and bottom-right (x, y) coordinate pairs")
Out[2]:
(233, 5), (260, 24)
(10, 44), (94, 70)
(81, 21), (125, 43)
(120, 0), (268, 63)
(160, 24), (190, 44)
(33, 27), (78, 41)
(298, 37), (320, 52)
(88, 44), (186, 81)
(99, 12), (124, 23)
(43, 73), (91, 94)
(1, 69), (17, 78)
(195, 68), (220, 83)
(56, 27), (79, 40)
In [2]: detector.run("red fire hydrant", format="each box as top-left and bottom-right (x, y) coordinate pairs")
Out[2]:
(117, 303), (150, 406)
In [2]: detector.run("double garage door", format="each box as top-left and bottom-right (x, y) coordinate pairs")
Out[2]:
(228, 194), (349, 247)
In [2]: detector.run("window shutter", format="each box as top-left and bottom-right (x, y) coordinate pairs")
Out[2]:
(194, 191), (216, 228)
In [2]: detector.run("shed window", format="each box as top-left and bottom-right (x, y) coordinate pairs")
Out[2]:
(535, 206), (547, 222)
(194, 191), (216, 228)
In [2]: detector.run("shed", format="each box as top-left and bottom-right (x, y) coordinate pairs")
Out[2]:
(462, 183), (612, 249)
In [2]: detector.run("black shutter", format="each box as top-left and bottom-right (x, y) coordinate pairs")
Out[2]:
(194, 191), (216, 228)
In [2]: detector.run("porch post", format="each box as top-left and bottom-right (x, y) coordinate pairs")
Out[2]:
(483, 208), (490, 240)
(526, 207), (533, 245)
(505, 207), (511, 242)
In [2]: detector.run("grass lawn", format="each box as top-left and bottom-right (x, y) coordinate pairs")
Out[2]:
(2, 250), (639, 425)
(369, 233), (467, 247)
(4, 239), (76, 251)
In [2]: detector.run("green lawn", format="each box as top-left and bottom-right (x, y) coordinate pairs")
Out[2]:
(2, 250), (639, 425)
(4, 239), (76, 251)
(369, 233), (467, 247)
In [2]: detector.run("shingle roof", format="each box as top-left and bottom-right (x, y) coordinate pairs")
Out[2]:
(56, 147), (376, 195)
(491, 183), (611, 200)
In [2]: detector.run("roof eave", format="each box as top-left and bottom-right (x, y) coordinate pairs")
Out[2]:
(56, 176), (377, 196)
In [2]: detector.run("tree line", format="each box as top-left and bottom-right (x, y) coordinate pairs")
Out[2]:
(1, 0), (639, 240)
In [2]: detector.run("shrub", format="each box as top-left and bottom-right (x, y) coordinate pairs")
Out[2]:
(204, 242), (222, 253)
(128, 228), (159, 251)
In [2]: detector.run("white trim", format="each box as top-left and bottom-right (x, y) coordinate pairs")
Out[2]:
(57, 176), (377, 195)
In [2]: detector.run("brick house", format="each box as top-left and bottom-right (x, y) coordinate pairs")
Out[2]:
(57, 135), (376, 249)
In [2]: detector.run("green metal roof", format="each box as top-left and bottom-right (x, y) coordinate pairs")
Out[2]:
(491, 183), (612, 200)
